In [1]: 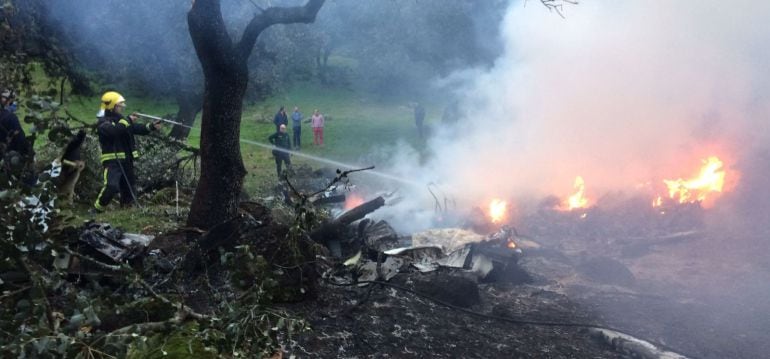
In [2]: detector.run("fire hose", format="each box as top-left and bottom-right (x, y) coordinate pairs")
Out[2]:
(134, 112), (189, 128)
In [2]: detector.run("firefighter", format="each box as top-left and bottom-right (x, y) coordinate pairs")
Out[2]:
(92, 91), (160, 212)
(0, 88), (35, 186)
(268, 124), (292, 177)
(0, 88), (29, 158)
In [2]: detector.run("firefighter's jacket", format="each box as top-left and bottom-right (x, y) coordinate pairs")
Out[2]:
(97, 111), (153, 164)
(0, 109), (29, 156)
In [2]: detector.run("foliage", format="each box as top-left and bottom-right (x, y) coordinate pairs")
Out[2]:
(2, 165), (309, 358)
(125, 323), (217, 359)
(0, 0), (90, 95)
(204, 245), (310, 357)
(133, 134), (199, 195)
(313, 0), (509, 96)
(247, 22), (324, 102)
(1, 79), (307, 358)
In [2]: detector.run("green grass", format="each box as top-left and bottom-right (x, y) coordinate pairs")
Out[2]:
(25, 76), (444, 229)
(236, 83), (436, 194)
(66, 203), (185, 233)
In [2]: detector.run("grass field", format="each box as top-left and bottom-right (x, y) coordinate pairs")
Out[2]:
(28, 80), (443, 231)
(63, 82), (437, 194)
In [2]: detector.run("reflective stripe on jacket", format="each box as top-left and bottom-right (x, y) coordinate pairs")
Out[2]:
(97, 111), (152, 163)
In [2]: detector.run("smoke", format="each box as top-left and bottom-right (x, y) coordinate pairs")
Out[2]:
(377, 0), (770, 233)
(43, 0), (282, 98)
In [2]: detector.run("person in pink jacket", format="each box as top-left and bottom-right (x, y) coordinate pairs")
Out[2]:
(311, 109), (325, 146)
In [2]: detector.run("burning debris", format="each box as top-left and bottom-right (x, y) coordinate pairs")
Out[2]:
(656, 155), (730, 208)
(488, 198), (508, 223)
(296, 181), (706, 358)
(375, 225), (530, 283)
(564, 175), (590, 211)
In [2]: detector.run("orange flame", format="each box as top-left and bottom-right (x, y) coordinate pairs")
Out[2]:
(507, 240), (517, 249)
(489, 199), (507, 223)
(565, 176), (589, 210)
(344, 194), (365, 210)
(661, 156), (726, 206)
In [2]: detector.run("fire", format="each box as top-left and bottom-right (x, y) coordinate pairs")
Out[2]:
(344, 194), (365, 210)
(660, 156), (726, 206)
(507, 240), (517, 249)
(489, 199), (507, 223)
(565, 176), (589, 210)
(652, 196), (663, 207)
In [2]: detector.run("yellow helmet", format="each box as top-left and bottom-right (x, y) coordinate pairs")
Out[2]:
(100, 91), (126, 110)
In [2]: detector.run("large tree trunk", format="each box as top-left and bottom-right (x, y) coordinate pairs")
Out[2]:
(186, 68), (248, 228)
(169, 91), (202, 140)
(186, 0), (325, 229)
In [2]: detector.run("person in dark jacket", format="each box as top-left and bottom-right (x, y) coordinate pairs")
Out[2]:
(0, 88), (29, 157)
(0, 88), (35, 186)
(268, 124), (292, 177)
(291, 106), (302, 149)
(273, 106), (288, 132)
(93, 91), (160, 212)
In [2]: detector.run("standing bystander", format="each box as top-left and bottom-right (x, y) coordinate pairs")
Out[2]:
(273, 106), (288, 132)
(311, 109), (324, 146)
(268, 124), (292, 177)
(291, 106), (302, 149)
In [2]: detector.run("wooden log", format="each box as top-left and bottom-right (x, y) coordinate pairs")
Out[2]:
(336, 196), (385, 225)
(311, 196), (385, 243)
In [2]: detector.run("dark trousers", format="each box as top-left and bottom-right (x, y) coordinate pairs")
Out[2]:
(94, 160), (136, 209)
(273, 152), (291, 177)
(292, 127), (301, 148)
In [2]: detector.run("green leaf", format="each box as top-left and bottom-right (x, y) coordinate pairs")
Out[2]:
(33, 336), (50, 354)
(83, 306), (101, 326)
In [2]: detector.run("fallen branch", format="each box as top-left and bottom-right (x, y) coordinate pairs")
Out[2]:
(103, 305), (196, 337)
(0, 285), (32, 300)
(133, 274), (210, 321)
(283, 165), (376, 201)
(310, 196), (385, 244)
(334, 196), (385, 226)
(308, 166), (375, 198)
(64, 110), (98, 130)
(62, 245), (126, 273)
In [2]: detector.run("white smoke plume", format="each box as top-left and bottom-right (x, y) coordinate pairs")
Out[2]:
(376, 0), (770, 233)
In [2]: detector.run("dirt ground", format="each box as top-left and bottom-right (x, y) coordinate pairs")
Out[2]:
(287, 206), (770, 358)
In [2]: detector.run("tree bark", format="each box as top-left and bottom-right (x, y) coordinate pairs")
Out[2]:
(169, 91), (202, 140)
(186, 0), (325, 229)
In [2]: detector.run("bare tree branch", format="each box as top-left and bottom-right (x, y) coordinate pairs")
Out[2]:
(237, 0), (326, 60)
(539, 0), (578, 18)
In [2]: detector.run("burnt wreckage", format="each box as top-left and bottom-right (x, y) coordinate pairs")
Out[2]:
(13, 165), (745, 358)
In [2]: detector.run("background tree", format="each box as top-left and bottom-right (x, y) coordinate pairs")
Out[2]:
(42, 0), (326, 140)
(0, 0), (89, 96)
(186, 0), (325, 229)
(311, 0), (508, 96)
(43, 0), (204, 139)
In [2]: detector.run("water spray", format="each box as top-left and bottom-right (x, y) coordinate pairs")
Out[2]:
(134, 113), (422, 187)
